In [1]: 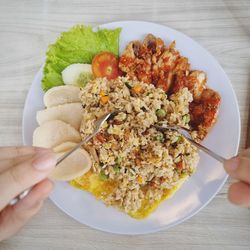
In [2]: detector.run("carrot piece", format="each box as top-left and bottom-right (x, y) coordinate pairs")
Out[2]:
(137, 175), (144, 184)
(100, 95), (109, 105)
(132, 85), (143, 94)
(99, 90), (106, 97)
(96, 133), (106, 143)
(176, 161), (184, 170)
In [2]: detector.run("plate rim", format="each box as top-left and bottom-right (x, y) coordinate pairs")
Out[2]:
(22, 20), (241, 235)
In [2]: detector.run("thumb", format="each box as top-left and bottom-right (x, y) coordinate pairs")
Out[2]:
(224, 155), (250, 184)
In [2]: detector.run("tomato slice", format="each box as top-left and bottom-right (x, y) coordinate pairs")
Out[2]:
(92, 52), (119, 80)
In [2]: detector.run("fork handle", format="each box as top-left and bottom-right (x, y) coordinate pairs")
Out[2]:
(9, 188), (31, 206)
(186, 137), (226, 163)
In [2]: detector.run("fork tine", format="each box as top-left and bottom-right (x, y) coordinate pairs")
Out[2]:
(154, 124), (226, 163)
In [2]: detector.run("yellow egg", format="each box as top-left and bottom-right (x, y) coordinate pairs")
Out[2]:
(70, 171), (188, 219)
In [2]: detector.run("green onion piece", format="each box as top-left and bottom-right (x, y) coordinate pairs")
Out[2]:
(177, 136), (182, 142)
(183, 114), (190, 124)
(180, 172), (188, 178)
(125, 82), (132, 89)
(113, 164), (121, 173)
(172, 136), (182, 144)
(115, 156), (122, 164)
(99, 170), (109, 181)
(156, 108), (166, 118)
(154, 133), (164, 142)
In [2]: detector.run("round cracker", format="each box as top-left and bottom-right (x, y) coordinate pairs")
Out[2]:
(53, 142), (78, 153)
(50, 148), (92, 181)
(36, 103), (83, 130)
(44, 85), (80, 108)
(33, 120), (81, 148)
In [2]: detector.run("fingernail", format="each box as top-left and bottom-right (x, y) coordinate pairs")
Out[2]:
(41, 180), (54, 197)
(33, 151), (56, 171)
(225, 157), (239, 171)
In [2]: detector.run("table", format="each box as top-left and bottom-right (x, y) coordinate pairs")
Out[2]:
(0, 0), (250, 249)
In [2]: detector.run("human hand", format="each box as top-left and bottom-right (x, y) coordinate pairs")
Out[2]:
(0, 146), (56, 241)
(224, 148), (250, 207)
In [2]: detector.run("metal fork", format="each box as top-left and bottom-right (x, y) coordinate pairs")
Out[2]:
(56, 110), (122, 165)
(9, 110), (123, 206)
(154, 124), (226, 163)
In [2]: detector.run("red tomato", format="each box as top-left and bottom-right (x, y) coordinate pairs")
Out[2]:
(92, 52), (119, 80)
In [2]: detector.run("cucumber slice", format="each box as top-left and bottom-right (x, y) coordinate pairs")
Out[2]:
(62, 63), (93, 87)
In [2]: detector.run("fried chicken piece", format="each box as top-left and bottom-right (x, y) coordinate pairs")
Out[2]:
(119, 40), (152, 83)
(143, 34), (165, 56)
(171, 70), (207, 100)
(119, 34), (188, 91)
(189, 88), (221, 139)
(119, 41), (141, 79)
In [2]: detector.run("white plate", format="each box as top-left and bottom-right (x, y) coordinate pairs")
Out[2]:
(23, 21), (240, 235)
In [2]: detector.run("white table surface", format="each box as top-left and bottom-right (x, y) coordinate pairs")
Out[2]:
(0, 0), (250, 249)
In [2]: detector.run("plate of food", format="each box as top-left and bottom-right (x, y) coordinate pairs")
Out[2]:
(23, 21), (240, 234)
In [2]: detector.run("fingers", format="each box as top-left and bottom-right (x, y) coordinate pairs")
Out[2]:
(224, 156), (250, 184)
(0, 146), (47, 160)
(0, 154), (33, 174)
(0, 149), (56, 210)
(225, 149), (250, 207)
(0, 179), (53, 241)
(228, 181), (250, 207)
(13, 179), (54, 211)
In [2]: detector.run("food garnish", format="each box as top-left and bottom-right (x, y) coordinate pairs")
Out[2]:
(92, 51), (119, 80)
(42, 25), (121, 91)
(62, 63), (93, 87)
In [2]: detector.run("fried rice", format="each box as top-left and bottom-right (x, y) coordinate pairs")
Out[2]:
(73, 76), (199, 217)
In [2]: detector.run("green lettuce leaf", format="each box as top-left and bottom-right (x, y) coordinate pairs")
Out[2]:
(42, 25), (121, 91)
